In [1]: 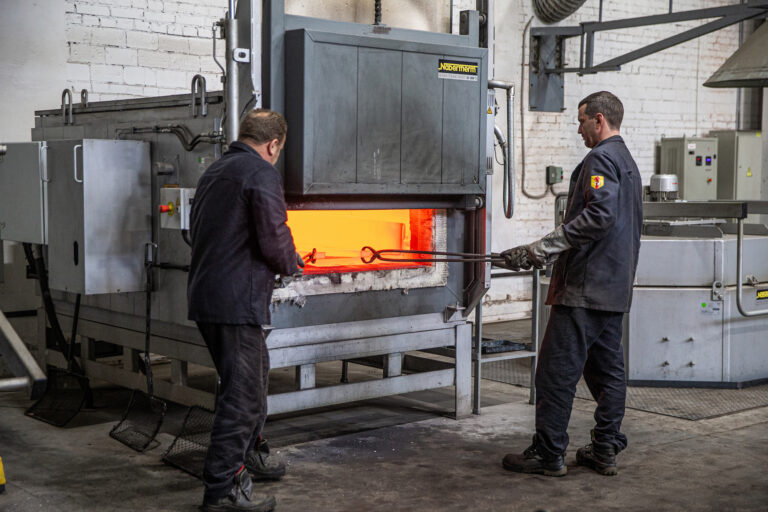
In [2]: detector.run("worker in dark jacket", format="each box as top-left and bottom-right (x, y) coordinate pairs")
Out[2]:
(188, 109), (301, 512)
(501, 91), (642, 477)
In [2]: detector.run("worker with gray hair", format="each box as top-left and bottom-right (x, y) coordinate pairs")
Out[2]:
(500, 91), (643, 477)
(188, 109), (303, 511)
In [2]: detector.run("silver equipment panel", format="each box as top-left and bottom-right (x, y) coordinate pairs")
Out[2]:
(659, 137), (718, 200)
(46, 139), (151, 295)
(0, 142), (47, 244)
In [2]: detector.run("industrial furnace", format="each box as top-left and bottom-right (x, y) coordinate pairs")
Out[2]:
(0, 1), (497, 417)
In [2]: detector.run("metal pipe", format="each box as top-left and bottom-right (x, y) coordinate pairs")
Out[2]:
(251, 0), (262, 109)
(520, 17), (549, 199)
(736, 218), (768, 316)
(0, 377), (30, 392)
(212, 21), (226, 75)
(472, 301), (483, 415)
(225, 5), (239, 144)
(530, 269), (540, 405)
(488, 80), (515, 219)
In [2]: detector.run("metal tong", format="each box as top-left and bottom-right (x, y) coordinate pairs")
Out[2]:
(361, 246), (506, 265)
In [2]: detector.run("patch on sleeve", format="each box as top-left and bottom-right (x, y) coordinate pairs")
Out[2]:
(591, 175), (604, 190)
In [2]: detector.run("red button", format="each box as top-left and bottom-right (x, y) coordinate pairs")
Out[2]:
(707, 178), (712, 183)
(159, 204), (172, 213)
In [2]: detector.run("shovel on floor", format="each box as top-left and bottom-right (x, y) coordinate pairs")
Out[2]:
(109, 244), (167, 452)
(23, 242), (91, 427)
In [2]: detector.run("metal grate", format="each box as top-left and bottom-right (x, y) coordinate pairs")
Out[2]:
(484, 359), (768, 420)
(25, 368), (89, 427)
(109, 390), (167, 451)
(162, 406), (214, 480)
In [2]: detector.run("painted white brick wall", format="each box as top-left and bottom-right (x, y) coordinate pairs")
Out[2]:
(478, 0), (741, 322)
(58, 0), (741, 322)
(64, 0), (227, 100)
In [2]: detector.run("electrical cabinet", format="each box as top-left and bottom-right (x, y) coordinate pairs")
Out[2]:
(710, 130), (763, 201)
(46, 139), (151, 295)
(659, 137), (718, 200)
(0, 142), (48, 244)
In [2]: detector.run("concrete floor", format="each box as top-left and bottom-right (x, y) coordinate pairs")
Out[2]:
(1, 379), (768, 512)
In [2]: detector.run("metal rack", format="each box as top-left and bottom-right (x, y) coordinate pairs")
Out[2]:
(471, 269), (540, 414)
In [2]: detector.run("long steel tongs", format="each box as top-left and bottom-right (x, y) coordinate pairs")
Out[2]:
(361, 246), (506, 265)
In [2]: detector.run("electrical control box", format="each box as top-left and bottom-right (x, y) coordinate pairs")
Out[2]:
(159, 187), (196, 230)
(659, 137), (718, 200)
(710, 130), (763, 201)
(46, 139), (151, 295)
(0, 142), (48, 244)
(546, 165), (563, 185)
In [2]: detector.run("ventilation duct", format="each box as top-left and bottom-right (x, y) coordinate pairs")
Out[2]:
(704, 21), (768, 88)
(533, 0), (588, 24)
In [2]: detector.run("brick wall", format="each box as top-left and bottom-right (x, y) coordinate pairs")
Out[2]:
(64, 0), (227, 101)
(58, 0), (741, 322)
(481, 0), (740, 321)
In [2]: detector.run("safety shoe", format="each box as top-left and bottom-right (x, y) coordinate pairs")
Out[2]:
(245, 439), (287, 481)
(502, 436), (567, 477)
(575, 431), (618, 476)
(201, 466), (277, 512)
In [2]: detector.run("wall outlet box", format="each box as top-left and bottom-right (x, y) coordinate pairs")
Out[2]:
(546, 165), (563, 185)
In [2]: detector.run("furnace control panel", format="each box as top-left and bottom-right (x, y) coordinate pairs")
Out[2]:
(659, 137), (718, 201)
(159, 187), (195, 230)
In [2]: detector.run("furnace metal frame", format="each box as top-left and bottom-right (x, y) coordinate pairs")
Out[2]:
(15, 1), (498, 418)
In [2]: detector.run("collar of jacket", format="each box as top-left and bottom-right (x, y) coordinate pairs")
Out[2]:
(594, 134), (624, 149)
(227, 140), (266, 162)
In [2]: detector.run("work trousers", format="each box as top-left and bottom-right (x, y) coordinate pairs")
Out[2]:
(535, 305), (628, 459)
(197, 322), (270, 501)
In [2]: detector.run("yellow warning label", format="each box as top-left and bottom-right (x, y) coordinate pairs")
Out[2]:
(747, 168), (753, 177)
(757, 289), (768, 300)
(757, 132), (762, 138)
(487, 107), (493, 114)
(438, 59), (479, 81)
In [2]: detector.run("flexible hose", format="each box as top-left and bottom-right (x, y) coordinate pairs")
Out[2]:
(533, 0), (588, 24)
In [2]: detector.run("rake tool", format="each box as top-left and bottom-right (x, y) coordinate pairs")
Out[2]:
(24, 243), (91, 427)
(109, 243), (167, 451)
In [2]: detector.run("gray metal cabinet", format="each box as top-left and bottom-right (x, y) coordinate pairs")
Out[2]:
(0, 142), (48, 244)
(659, 137), (718, 200)
(46, 139), (151, 295)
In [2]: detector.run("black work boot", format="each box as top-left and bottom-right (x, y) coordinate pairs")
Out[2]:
(575, 431), (618, 476)
(201, 467), (277, 512)
(245, 439), (286, 481)
(502, 435), (567, 477)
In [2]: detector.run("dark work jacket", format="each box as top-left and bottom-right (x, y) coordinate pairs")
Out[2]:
(187, 141), (297, 325)
(546, 135), (643, 313)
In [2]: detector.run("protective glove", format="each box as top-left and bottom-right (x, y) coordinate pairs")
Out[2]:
(501, 225), (572, 271)
(499, 246), (532, 271)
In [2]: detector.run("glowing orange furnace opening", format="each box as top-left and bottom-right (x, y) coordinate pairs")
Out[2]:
(285, 209), (435, 275)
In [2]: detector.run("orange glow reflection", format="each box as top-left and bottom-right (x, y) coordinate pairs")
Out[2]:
(286, 209), (435, 274)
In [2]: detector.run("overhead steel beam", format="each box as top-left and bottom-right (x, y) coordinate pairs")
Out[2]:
(529, 1), (768, 111)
